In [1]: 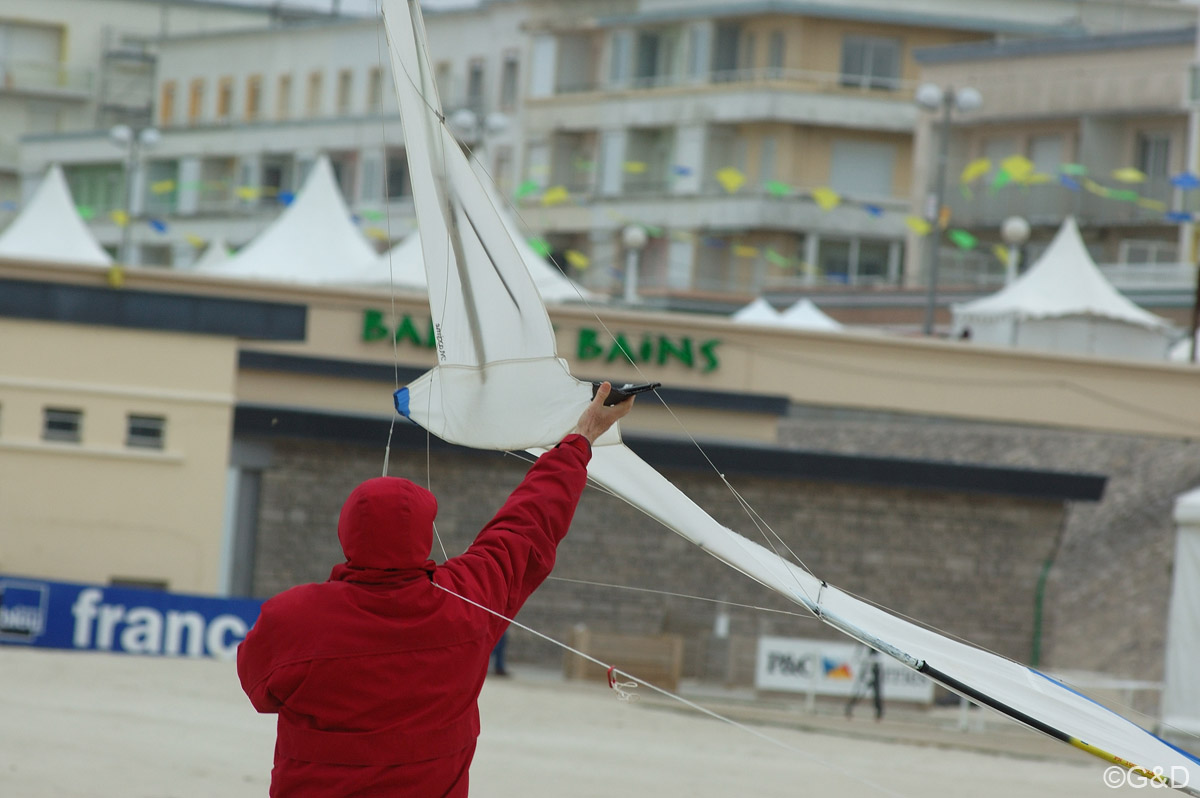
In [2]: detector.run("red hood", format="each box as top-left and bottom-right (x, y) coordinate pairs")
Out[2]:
(336, 477), (438, 570)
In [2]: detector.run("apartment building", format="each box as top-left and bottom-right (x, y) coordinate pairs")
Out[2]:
(910, 25), (1199, 305)
(511, 0), (1200, 306)
(19, 3), (529, 267)
(0, 0), (295, 203)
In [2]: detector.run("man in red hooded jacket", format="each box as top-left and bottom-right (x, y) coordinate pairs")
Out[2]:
(237, 382), (633, 797)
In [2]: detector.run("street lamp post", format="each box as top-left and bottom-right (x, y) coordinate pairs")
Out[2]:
(621, 223), (648, 304)
(110, 124), (160, 266)
(1001, 215), (1031, 285)
(915, 83), (981, 335)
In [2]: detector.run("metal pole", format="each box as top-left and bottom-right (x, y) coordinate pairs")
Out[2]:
(119, 136), (137, 265)
(623, 246), (640, 304)
(921, 96), (952, 335)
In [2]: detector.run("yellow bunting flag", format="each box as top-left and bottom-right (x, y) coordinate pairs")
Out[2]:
(732, 244), (759, 258)
(905, 216), (932, 235)
(541, 185), (570, 206)
(185, 234), (206, 248)
(959, 158), (991, 184)
(1000, 155), (1034, 183)
(364, 227), (389, 242)
(236, 186), (260, 201)
(565, 249), (590, 269)
(622, 161), (647, 174)
(992, 244), (1009, 264)
(106, 265), (125, 287)
(1025, 173), (1053, 185)
(1083, 179), (1110, 197)
(1137, 197), (1168, 212)
(811, 186), (841, 211)
(110, 209), (129, 227)
(938, 205), (952, 230)
(715, 167), (746, 194)
(150, 179), (176, 195)
(1112, 167), (1147, 183)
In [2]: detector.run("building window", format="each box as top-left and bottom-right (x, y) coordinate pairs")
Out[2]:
(466, 59), (485, 114)
(499, 51), (519, 110)
(127, 414), (166, 449)
(767, 31), (785, 77)
(337, 69), (353, 115)
(840, 34), (901, 90)
(367, 66), (384, 112)
(43, 408), (82, 443)
(277, 74), (293, 119)
(216, 76), (233, 122)
(306, 71), (323, 116)
(159, 81), (176, 127)
(830, 139), (897, 198)
(386, 148), (412, 199)
(187, 79), (205, 124)
(65, 164), (125, 214)
(435, 61), (453, 105)
(245, 75), (262, 121)
(1137, 133), (1171, 179)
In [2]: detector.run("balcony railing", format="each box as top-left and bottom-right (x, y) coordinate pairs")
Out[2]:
(0, 60), (93, 96)
(1099, 262), (1196, 291)
(551, 66), (917, 98)
(948, 177), (1186, 228)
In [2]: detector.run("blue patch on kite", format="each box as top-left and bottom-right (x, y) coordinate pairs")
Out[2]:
(393, 388), (410, 417)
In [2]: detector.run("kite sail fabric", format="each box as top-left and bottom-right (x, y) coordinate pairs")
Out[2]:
(379, 1), (1200, 791)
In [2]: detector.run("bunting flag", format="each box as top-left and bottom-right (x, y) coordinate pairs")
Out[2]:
(732, 244), (759, 258)
(715, 167), (745, 193)
(671, 164), (694, 177)
(764, 248), (792, 267)
(106, 265), (125, 288)
(364, 227), (390, 241)
(1171, 172), (1200, 190)
(1137, 198), (1167, 212)
(236, 186), (260, 201)
(148, 218), (168, 233)
(277, 191), (296, 206)
(527, 236), (552, 257)
(110, 209), (129, 227)
(1109, 189), (1140, 202)
(76, 205), (95, 220)
(905, 216), (931, 235)
(623, 161), (647, 174)
(992, 244), (1009, 264)
(764, 180), (791, 197)
(1060, 175), (1083, 192)
(185, 234), (207, 248)
(938, 205), (952, 230)
(513, 180), (540, 200)
(541, 185), (570, 207)
(360, 209), (386, 221)
(1111, 167), (1147, 184)
(990, 169), (1013, 191)
(1083, 179), (1110, 198)
(862, 204), (884, 217)
(1166, 211), (1194, 223)
(1000, 155), (1034, 183)
(959, 158), (991, 184)
(1060, 163), (1088, 177)
(565, 249), (590, 269)
(150, 180), (176, 195)
(947, 229), (978, 250)
(811, 186), (841, 211)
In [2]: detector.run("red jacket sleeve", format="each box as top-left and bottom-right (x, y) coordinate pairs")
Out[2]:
(437, 434), (590, 624)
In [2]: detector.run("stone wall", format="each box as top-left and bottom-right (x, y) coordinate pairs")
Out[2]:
(248, 434), (1068, 687)
(779, 408), (1200, 681)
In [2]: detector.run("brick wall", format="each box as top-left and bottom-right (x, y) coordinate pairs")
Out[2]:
(249, 434), (1067, 687)
(779, 409), (1200, 681)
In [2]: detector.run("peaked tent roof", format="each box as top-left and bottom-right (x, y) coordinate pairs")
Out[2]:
(954, 217), (1173, 331)
(198, 155), (377, 282)
(779, 298), (844, 331)
(0, 164), (112, 266)
(731, 297), (781, 324)
(189, 237), (231, 271)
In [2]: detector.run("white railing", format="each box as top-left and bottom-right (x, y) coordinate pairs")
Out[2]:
(554, 66), (918, 97)
(0, 60), (92, 95)
(1098, 262), (1196, 291)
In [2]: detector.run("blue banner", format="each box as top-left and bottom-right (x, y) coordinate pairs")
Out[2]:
(0, 574), (263, 659)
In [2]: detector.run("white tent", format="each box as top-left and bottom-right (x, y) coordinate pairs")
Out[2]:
(952, 217), (1175, 360)
(731, 297), (781, 324)
(189, 237), (231, 271)
(198, 155), (377, 282)
(1165, 488), (1200, 736)
(336, 156), (591, 303)
(0, 164), (112, 266)
(779, 298), (843, 331)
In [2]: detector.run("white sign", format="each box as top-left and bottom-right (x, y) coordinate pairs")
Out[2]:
(755, 636), (934, 703)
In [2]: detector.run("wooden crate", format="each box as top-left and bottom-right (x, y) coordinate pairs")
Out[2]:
(564, 626), (684, 693)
